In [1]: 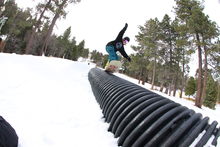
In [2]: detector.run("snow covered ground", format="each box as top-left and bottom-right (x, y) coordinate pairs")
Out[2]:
(0, 53), (219, 147)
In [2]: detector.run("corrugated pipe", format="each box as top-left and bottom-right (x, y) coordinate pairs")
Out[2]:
(88, 68), (219, 147)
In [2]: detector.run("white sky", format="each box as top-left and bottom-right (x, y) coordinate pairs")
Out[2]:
(0, 53), (219, 146)
(14, 0), (220, 76)
(15, 0), (220, 55)
(58, 0), (176, 54)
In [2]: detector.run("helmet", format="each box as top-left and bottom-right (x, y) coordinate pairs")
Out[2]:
(123, 37), (130, 42)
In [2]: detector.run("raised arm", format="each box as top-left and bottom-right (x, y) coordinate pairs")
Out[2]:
(115, 23), (128, 40)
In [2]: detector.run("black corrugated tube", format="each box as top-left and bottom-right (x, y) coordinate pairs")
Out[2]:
(88, 68), (219, 147)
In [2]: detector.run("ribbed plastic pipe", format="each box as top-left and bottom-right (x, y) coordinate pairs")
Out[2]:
(88, 68), (219, 147)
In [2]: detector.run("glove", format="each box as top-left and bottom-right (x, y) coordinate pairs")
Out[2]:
(125, 23), (128, 27)
(127, 57), (131, 62)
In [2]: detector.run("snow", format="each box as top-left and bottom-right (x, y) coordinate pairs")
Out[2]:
(0, 53), (219, 147)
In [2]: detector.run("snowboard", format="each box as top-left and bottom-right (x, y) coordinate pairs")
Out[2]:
(105, 60), (122, 73)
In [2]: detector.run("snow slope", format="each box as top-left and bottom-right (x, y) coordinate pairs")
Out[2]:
(0, 53), (219, 147)
(0, 53), (116, 147)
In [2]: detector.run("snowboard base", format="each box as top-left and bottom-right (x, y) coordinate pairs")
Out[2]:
(105, 60), (122, 73)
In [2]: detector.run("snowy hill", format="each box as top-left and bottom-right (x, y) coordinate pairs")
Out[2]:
(0, 53), (219, 147)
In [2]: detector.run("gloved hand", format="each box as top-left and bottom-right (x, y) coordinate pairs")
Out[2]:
(127, 57), (131, 62)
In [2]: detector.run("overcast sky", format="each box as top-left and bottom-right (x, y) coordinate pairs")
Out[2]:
(53, 0), (176, 54)
(16, 0), (220, 55)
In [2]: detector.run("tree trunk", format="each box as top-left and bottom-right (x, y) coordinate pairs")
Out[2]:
(25, 0), (52, 54)
(173, 75), (178, 97)
(201, 44), (208, 105)
(173, 62), (180, 97)
(218, 83), (220, 103)
(165, 87), (169, 94)
(41, 13), (59, 55)
(159, 82), (164, 92)
(0, 0), (5, 16)
(168, 77), (174, 96)
(180, 86), (183, 98)
(141, 74), (145, 85)
(138, 68), (143, 84)
(41, 0), (67, 55)
(151, 56), (156, 90)
(141, 68), (146, 85)
(195, 33), (203, 108)
(180, 54), (185, 98)
(168, 40), (173, 96)
(138, 73), (141, 84)
(0, 40), (5, 52)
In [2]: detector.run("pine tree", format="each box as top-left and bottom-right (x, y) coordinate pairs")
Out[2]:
(201, 18), (219, 106)
(92, 50), (108, 68)
(185, 77), (196, 97)
(209, 40), (220, 82)
(173, 18), (191, 98)
(41, 0), (81, 55)
(2, 0), (32, 53)
(25, 0), (52, 54)
(174, 0), (209, 108)
(217, 82), (220, 103)
(134, 18), (161, 88)
(70, 37), (78, 61)
(203, 74), (218, 109)
(62, 27), (72, 59)
(160, 14), (180, 96)
(77, 40), (85, 58)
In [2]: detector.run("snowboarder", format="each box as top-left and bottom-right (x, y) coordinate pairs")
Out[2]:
(105, 23), (131, 72)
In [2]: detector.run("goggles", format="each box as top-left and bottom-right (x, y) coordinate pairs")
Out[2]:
(124, 40), (129, 44)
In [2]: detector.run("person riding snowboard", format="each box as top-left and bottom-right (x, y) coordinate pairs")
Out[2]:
(105, 23), (131, 72)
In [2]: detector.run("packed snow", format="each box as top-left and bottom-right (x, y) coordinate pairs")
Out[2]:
(0, 53), (219, 147)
